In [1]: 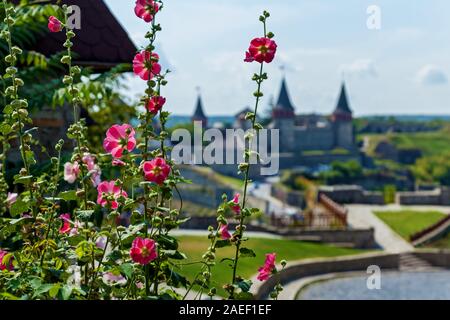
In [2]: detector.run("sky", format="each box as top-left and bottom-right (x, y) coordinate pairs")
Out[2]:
(103, 0), (450, 117)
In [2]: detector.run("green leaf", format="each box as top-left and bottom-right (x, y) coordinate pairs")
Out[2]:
(75, 210), (94, 221)
(119, 263), (134, 279)
(239, 247), (256, 258)
(14, 175), (33, 185)
(10, 198), (30, 217)
(156, 234), (178, 250)
(49, 284), (61, 298)
(0, 123), (12, 135)
(0, 292), (19, 300)
(163, 250), (187, 260)
(215, 240), (231, 248)
(58, 190), (77, 201)
(235, 291), (254, 300)
(60, 285), (72, 300)
(33, 284), (53, 298)
(237, 279), (253, 293)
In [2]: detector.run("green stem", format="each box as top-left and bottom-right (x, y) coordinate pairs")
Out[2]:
(2, 0), (37, 217)
(230, 33), (266, 298)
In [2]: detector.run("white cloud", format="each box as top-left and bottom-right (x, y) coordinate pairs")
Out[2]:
(339, 59), (378, 79)
(415, 65), (448, 86)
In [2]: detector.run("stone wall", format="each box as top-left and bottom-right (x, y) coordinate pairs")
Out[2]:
(318, 185), (385, 205)
(397, 187), (450, 206)
(414, 250), (450, 267)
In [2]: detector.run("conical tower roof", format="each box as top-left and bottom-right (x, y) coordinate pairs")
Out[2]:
(192, 94), (207, 119)
(275, 77), (295, 111)
(272, 77), (295, 119)
(334, 83), (352, 114)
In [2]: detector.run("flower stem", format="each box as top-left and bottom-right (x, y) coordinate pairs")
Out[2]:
(230, 19), (267, 298)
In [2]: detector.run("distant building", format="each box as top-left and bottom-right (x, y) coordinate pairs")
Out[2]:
(8, 0), (137, 163)
(374, 140), (422, 165)
(268, 78), (356, 154)
(191, 94), (208, 128)
(189, 77), (360, 174)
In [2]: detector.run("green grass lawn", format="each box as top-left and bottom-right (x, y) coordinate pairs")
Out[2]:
(374, 210), (446, 240)
(360, 126), (450, 158)
(174, 236), (366, 297)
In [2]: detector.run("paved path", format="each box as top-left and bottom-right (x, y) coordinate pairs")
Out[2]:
(345, 204), (450, 253)
(249, 181), (299, 216)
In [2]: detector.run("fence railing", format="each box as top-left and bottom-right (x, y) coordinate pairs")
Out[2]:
(318, 193), (348, 227)
(410, 214), (450, 243)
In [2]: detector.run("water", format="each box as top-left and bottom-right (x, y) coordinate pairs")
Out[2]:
(298, 271), (450, 300)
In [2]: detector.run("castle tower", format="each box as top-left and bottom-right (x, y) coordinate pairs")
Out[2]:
(332, 82), (355, 149)
(271, 77), (296, 152)
(191, 93), (208, 128)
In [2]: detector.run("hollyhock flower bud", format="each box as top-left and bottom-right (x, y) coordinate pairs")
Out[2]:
(97, 180), (128, 210)
(218, 224), (232, 240)
(64, 161), (80, 184)
(133, 51), (161, 81)
(231, 193), (241, 214)
(0, 249), (13, 271)
(257, 252), (276, 281)
(130, 237), (157, 265)
(146, 96), (166, 114)
(244, 37), (277, 64)
(112, 159), (126, 167)
(134, 0), (159, 23)
(6, 192), (17, 208)
(59, 214), (72, 234)
(103, 124), (137, 158)
(48, 16), (63, 33)
(142, 157), (171, 185)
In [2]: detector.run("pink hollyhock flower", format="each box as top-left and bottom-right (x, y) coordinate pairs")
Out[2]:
(133, 51), (161, 81)
(130, 237), (157, 265)
(257, 253), (276, 281)
(134, 0), (159, 23)
(69, 220), (83, 236)
(0, 249), (13, 271)
(102, 272), (127, 285)
(59, 214), (72, 234)
(146, 96), (166, 114)
(103, 124), (136, 158)
(6, 192), (17, 208)
(142, 157), (171, 185)
(82, 153), (102, 187)
(48, 16), (63, 33)
(112, 159), (126, 167)
(96, 236), (108, 250)
(64, 161), (80, 184)
(231, 193), (241, 214)
(97, 180), (128, 210)
(219, 224), (232, 240)
(244, 37), (277, 64)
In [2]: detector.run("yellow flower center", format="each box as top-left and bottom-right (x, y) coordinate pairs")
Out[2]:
(258, 45), (268, 54)
(141, 247), (150, 258)
(152, 166), (162, 175)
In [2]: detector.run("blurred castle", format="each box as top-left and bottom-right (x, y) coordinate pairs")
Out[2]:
(268, 78), (356, 153)
(191, 77), (360, 173)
